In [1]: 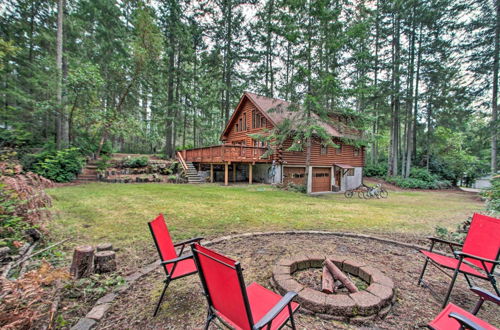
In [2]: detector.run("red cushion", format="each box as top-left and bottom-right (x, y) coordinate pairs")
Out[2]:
(247, 283), (299, 330)
(169, 257), (197, 279)
(462, 213), (500, 272)
(428, 303), (497, 329)
(420, 250), (488, 279)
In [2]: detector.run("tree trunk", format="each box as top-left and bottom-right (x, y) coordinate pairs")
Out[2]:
(492, 0), (499, 174)
(94, 250), (117, 274)
(70, 246), (94, 279)
(55, 0), (67, 149)
(413, 23), (423, 163)
(405, 7), (416, 178)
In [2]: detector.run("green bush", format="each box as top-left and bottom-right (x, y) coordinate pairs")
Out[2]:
(32, 148), (85, 182)
(122, 156), (149, 168)
(409, 167), (439, 183)
(481, 175), (500, 214)
(385, 176), (435, 189)
(364, 163), (387, 177)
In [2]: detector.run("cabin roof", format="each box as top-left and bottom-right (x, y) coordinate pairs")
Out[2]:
(221, 92), (361, 140)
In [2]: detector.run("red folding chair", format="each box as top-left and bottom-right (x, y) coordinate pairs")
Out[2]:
(418, 213), (500, 308)
(148, 214), (203, 316)
(428, 287), (499, 330)
(190, 243), (300, 330)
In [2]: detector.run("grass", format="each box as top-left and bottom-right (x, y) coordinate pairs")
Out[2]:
(47, 183), (483, 260)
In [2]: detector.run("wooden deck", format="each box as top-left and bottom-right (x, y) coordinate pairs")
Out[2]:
(180, 145), (271, 164)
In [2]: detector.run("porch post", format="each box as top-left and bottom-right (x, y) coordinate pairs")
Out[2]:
(233, 163), (237, 182)
(224, 163), (229, 186)
(248, 164), (253, 184)
(210, 164), (214, 183)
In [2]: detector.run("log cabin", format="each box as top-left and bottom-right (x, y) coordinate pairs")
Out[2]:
(177, 92), (365, 193)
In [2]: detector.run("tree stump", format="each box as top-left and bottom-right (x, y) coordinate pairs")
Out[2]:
(94, 250), (117, 273)
(322, 265), (335, 294)
(70, 246), (95, 279)
(96, 243), (113, 252)
(324, 259), (358, 293)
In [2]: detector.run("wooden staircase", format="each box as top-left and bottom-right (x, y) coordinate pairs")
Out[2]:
(177, 151), (203, 184)
(185, 162), (203, 184)
(76, 160), (99, 182)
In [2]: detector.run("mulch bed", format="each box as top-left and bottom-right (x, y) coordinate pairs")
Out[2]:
(97, 233), (500, 329)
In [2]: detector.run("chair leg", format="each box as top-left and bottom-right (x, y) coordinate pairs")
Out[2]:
(418, 258), (430, 286)
(443, 268), (460, 308)
(153, 278), (171, 317)
(204, 308), (214, 330)
(287, 304), (296, 330)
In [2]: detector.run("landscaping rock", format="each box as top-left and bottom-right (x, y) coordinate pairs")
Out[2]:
(86, 303), (111, 321)
(70, 318), (97, 330)
(349, 291), (382, 315)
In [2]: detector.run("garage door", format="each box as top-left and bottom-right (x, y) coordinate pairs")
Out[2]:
(312, 167), (331, 192)
(283, 167), (306, 186)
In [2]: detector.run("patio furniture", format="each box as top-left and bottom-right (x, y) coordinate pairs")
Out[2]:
(418, 213), (500, 308)
(428, 286), (499, 330)
(148, 214), (203, 316)
(191, 243), (300, 329)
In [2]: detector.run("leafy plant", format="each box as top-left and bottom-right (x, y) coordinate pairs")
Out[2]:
(96, 155), (112, 172)
(32, 148), (85, 182)
(122, 156), (149, 168)
(481, 175), (500, 215)
(364, 163), (387, 177)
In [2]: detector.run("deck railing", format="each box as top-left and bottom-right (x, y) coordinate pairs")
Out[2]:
(181, 145), (270, 163)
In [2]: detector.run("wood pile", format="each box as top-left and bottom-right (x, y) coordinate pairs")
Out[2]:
(321, 259), (358, 294)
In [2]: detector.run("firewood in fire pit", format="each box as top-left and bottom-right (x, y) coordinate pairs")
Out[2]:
(321, 265), (335, 294)
(324, 259), (358, 293)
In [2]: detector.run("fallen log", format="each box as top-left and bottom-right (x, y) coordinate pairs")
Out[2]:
(324, 259), (358, 293)
(322, 265), (336, 293)
(70, 245), (95, 279)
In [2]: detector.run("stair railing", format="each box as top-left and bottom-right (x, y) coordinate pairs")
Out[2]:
(176, 151), (188, 172)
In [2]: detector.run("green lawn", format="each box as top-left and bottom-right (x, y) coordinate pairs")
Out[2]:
(48, 183), (483, 263)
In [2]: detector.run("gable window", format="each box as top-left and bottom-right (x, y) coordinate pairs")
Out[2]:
(321, 145), (328, 155)
(354, 147), (360, 157)
(243, 113), (247, 130)
(336, 145), (342, 155)
(235, 123), (239, 132)
(238, 118), (243, 132)
(252, 110), (256, 129)
(261, 117), (266, 128)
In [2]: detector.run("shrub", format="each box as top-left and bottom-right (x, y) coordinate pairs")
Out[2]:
(409, 167), (439, 183)
(481, 175), (500, 215)
(385, 176), (434, 189)
(96, 155), (112, 172)
(122, 156), (149, 168)
(32, 148), (85, 182)
(364, 163), (387, 177)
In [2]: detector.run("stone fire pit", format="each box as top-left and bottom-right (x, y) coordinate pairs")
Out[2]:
(271, 254), (396, 324)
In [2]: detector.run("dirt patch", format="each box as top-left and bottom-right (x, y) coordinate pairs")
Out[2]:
(96, 233), (500, 329)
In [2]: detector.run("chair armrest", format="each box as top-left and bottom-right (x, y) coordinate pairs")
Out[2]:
(174, 237), (204, 247)
(427, 237), (463, 247)
(454, 251), (500, 264)
(253, 292), (298, 330)
(470, 287), (500, 306)
(161, 254), (192, 265)
(448, 312), (486, 330)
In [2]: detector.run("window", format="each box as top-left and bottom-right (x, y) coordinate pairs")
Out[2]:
(252, 110), (256, 129)
(354, 148), (360, 157)
(238, 118), (242, 132)
(347, 168), (354, 176)
(235, 123), (239, 132)
(243, 113), (247, 130)
(314, 172), (329, 177)
(321, 145), (328, 155)
(261, 117), (266, 128)
(292, 173), (304, 178)
(336, 145), (342, 155)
